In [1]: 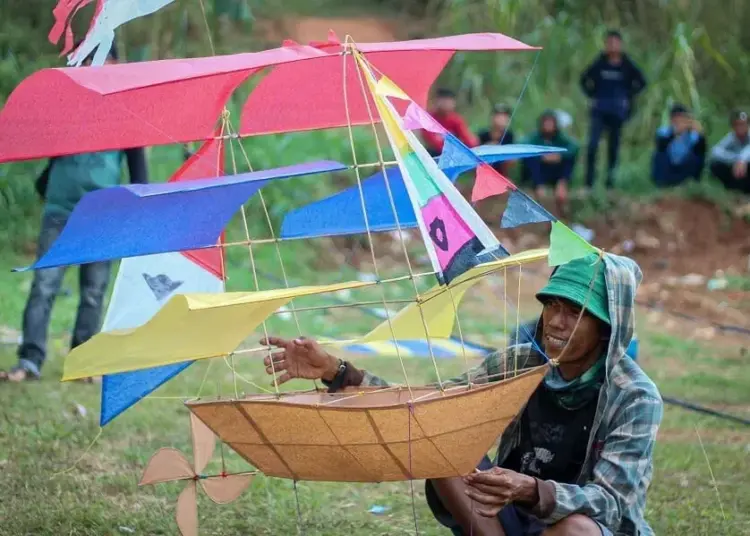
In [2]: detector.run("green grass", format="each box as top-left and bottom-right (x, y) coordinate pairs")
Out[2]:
(2, 229), (750, 535)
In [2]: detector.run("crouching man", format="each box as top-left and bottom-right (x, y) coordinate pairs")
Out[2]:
(262, 252), (663, 535)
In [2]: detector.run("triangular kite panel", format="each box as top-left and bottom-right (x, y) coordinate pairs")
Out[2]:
(500, 189), (556, 229)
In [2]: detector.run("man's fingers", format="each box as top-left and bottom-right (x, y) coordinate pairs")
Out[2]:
(265, 360), (288, 376)
(465, 489), (506, 507)
(261, 336), (288, 348)
(272, 371), (292, 387)
(466, 482), (511, 497)
(263, 352), (286, 367)
(294, 337), (317, 349)
(469, 470), (510, 486)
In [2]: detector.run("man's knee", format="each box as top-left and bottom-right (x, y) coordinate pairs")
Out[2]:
(543, 514), (603, 536)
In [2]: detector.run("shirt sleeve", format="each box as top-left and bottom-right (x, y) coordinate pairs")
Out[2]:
(529, 392), (663, 532)
(454, 115), (479, 148)
(710, 133), (739, 164)
(579, 60), (599, 98)
(666, 130), (700, 165)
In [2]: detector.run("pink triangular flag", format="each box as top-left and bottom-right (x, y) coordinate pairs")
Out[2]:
(471, 163), (514, 202)
(402, 102), (447, 134)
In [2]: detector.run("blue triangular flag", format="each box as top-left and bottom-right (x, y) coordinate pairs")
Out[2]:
(500, 189), (556, 229)
(100, 361), (193, 426)
(438, 133), (480, 174)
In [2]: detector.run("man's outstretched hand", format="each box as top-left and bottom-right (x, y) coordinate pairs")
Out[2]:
(260, 336), (339, 386)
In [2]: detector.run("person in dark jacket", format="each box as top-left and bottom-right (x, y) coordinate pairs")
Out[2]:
(581, 30), (647, 189)
(1, 43), (149, 383)
(651, 104), (706, 187)
(477, 104), (515, 175)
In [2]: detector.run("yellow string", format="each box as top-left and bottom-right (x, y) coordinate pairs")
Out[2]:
(50, 427), (104, 478)
(225, 134), (280, 396)
(197, 0), (217, 56)
(503, 266), (508, 379)
(226, 121), (321, 392)
(695, 424), (727, 522)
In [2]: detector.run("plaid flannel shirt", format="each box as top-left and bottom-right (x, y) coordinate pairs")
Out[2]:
(360, 253), (663, 536)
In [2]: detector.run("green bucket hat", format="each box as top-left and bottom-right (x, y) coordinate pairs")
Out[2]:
(536, 253), (610, 325)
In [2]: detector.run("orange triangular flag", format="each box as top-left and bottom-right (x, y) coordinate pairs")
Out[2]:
(471, 163), (513, 202)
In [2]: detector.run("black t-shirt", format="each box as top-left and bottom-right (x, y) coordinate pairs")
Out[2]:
(502, 381), (599, 484)
(478, 129), (514, 146)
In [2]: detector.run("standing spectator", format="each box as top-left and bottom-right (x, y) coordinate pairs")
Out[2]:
(422, 88), (478, 156)
(522, 110), (579, 217)
(0, 44), (149, 383)
(477, 103), (515, 175)
(581, 30), (647, 189)
(651, 104), (707, 187)
(708, 109), (750, 193)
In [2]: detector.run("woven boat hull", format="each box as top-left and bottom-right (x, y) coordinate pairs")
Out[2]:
(185, 366), (546, 482)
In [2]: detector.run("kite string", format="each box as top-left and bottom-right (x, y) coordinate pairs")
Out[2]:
(694, 424), (727, 522)
(503, 266), (508, 379)
(293, 480), (306, 536)
(515, 265), (522, 376)
(50, 427), (104, 478)
(348, 41), (444, 391)
(340, 39), (413, 396)
(226, 134), (280, 396)
(447, 284), (471, 383)
(407, 402), (420, 535)
(197, 356), (215, 399)
(499, 49), (540, 146)
(228, 122), (305, 338)
(226, 122), (322, 393)
(197, 0), (217, 56)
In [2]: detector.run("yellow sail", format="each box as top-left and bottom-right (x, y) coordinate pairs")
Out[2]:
(62, 281), (376, 380)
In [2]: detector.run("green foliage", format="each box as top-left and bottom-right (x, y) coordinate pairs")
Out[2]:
(1, 0), (749, 247)
(434, 0), (750, 189)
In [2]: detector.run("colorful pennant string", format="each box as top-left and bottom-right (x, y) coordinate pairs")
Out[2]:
(402, 102), (447, 134)
(500, 189), (556, 229)
(471, 163), (514, 202)
(548, 221), (598, 266)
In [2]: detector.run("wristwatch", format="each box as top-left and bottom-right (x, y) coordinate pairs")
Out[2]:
(323, 358), (348, 393)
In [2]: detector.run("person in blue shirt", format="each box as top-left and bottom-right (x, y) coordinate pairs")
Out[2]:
(651, 104), (707, 187)
(0, 43), (149, 383)
(580, 30), (647, 190)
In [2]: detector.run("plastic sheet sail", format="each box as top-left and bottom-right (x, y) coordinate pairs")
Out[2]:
(4, 27), (602, 528)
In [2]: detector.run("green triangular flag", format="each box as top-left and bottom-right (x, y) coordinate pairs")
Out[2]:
(548, 221), (598, 266)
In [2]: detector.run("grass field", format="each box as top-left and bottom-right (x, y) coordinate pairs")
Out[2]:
(1, 230), (750, 536)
